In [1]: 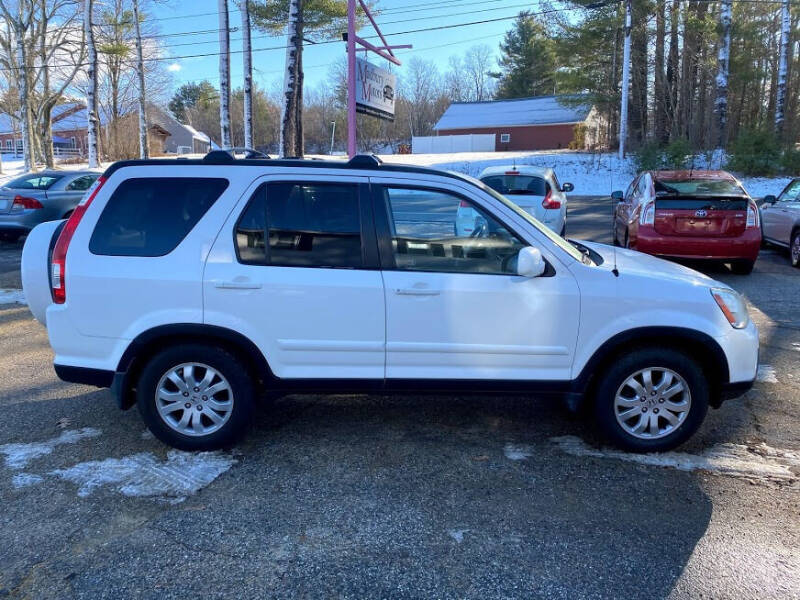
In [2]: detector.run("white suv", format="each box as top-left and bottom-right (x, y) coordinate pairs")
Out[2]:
(21, 153), (759, 452)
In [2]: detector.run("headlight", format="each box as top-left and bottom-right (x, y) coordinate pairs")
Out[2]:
(711, 287), (749, 329)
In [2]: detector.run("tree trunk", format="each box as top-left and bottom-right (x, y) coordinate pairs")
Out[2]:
(775, 0), (790, 139)
(85, 0), (99, 168)
(618, 0), (631, 158)
(218, 0), (232, 149)
(133, 0), (149, 158)
(281, 0), (304, 158)
(714, 0), (732, 152)
(666, 0), (680, 138)
(241, 0), (254, 149)
(654, 0), (667, 143)
(15, 7), (34, 172)
(630, 0), (648, 145)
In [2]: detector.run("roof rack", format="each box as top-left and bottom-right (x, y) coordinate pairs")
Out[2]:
(347, 154), (382, 168)
(202, 148), (271, 164)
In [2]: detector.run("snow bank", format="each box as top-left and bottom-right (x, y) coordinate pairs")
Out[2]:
(378, 150), (792, 198)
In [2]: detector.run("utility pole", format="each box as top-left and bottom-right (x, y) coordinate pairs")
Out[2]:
(618, 0), (631, 160)
(774, 0), (790, 139)
(218, 0), (232, 149)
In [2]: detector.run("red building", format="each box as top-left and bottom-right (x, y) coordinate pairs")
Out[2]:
(433, 95), (604, 152)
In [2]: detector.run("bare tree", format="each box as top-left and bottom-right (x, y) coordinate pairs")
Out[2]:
(618, 0), (631, 158)
(241, 0), (253, 149)
(280, 0), (303, 157)
(133, 0), (149, 158)
(218, 0), (232, 149)
(464, 45), (494, 101)
(774, 0), (790, 139)
(85, 0), (100, 168)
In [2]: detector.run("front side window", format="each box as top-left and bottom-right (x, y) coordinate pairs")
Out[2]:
(382, 186), (525, 275)
(778, 180), (800, 202)
(235, 182), (362, 268)
(90, 177), (228, 257)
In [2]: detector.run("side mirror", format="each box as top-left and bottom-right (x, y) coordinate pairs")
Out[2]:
(517, 246), (546, 278)
(761, 194), (776, 206)
(611, 190), (624, 201)
(561, 182), (574, 193)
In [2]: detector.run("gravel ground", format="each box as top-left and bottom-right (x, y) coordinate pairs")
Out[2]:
(0, 196), (797, 599)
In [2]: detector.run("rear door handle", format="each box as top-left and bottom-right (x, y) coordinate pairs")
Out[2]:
(214, 281), (262, 290)
(395, 288), (440, 296)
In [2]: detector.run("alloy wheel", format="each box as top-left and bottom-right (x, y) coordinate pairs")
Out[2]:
(614, 367), (691, 440)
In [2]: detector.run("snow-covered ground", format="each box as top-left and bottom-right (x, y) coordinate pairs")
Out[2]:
(2, 150), (791, 198)
(378, 150), (792, 198)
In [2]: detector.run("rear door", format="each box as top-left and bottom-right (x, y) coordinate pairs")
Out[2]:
(653, 197), (748, 238)
(46, 174), (99, 218)
(203, 174), (386, 380)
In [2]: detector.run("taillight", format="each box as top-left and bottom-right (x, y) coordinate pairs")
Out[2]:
(504, 170), (519, 175)
(541, 190), (561, 210)
(640, 201), (655, 225)
(12, 195), (43, 210)
(746, 201), (759, 228)
(51, 176), (106, 304)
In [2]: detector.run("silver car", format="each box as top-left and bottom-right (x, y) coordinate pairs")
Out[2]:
(761, 178), (800, 268)
(0, 170), (100, 242)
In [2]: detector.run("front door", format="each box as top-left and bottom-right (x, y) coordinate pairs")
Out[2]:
(203, 175), (385, 380)
(372, 179), (580, 382)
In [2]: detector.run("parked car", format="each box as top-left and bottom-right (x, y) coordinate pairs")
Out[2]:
(21, 152), (758, 453)
(0, 170), (101, 242)
(612, 170), (761, 274)
(760, 178), (800, 268)
(466, 166), (572, 237)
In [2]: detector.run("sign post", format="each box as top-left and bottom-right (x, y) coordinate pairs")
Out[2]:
(346, 0), (410, 157)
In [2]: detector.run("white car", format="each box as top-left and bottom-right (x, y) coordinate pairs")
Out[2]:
(21, 152), (758, 453)
(458, 166), (572, 237)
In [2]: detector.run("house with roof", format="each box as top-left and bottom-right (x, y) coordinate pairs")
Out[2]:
(432, 94), (604, 152)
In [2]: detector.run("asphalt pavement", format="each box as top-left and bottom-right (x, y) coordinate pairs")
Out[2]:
(0, 196), (798, 599)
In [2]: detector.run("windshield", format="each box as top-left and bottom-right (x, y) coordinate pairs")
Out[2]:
(481, 174), (548, 196)
(654, 179), (745, 197)
(4, 174), (63, 190)
(450, 171), (591, 265)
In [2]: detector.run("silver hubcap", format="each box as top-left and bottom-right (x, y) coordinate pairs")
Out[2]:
(792, 236), (799, 264)
(155, 362), (234, 437)
(614, 367), (691, 440)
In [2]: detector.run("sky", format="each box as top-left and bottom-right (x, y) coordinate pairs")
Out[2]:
(150, 0), (536, 94)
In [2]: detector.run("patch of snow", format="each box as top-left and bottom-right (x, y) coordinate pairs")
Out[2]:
(504, 443), (533, 461)
(757, 365), (778, 383)
(49, 450), (236, 498)
(12, 473), (43, 488)
(140, 429), (155, 440)
(0, 289), (26, 305)
(376, 150), (790, 200)
(551, 435), (800, 482)
(448, 529), (469, 543)
(0, 428), (101, 470)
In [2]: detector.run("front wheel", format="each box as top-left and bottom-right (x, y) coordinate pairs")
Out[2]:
(137, 344), (256, 450)
(791, 230), (800, 268)
(593, 348), (709, 452)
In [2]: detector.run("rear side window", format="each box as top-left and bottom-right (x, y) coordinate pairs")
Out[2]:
(235, 182), (362, 268)
(66, 175), (98, 192)
(6, 174), (63, 190)
(89, 177), (228, 257)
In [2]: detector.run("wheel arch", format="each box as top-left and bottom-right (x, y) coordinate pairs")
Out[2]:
(114, 323), (274, 410)
(573, 326), (730, 410)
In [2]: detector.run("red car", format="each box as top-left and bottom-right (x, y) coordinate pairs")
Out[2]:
(612, 170), (761, 274)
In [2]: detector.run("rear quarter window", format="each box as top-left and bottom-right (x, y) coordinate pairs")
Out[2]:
(89, 177), (229, 257)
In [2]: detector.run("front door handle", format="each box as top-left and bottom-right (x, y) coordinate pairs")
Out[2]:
(395, 288), (440, 296)
(214, 280), (262, 290)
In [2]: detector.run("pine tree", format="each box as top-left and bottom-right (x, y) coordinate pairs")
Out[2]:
(493, 12), (556, 99)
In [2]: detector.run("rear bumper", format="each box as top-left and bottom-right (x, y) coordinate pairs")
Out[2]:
(634, 227), (761, 261)
(0, 208), (62, 232)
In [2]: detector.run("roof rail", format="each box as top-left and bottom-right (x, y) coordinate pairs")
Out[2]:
(347, 154), (382, 168)
(202, 148), (271, 164)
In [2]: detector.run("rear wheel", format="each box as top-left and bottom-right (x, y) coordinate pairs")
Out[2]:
(730, 259), (755, 275)
(0, 232), (21, 243)
(137, 344), (255, 450)
(593, 348), (709, 452)
(791, 230), (800, 268)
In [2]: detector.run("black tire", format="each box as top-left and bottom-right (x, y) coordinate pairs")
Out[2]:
(0, 232), (21, 243)
(791, 230), (800, 268)
(593, 348), (709, 452)
(623, 230), (630, 249)
(137, 344), (256, 451)
(730, 259), (755, 275)
(560, 223), (567, 238)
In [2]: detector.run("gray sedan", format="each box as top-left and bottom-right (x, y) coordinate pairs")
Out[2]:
(0, 170), (100, 242)
(761, 178), (800, 268)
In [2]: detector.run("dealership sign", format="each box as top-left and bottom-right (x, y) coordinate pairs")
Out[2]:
(355, 57), (395, 121)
